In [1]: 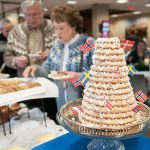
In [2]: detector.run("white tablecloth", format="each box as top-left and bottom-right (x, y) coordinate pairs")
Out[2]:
(135, 71), (150, 81)
(0, 77), (59, 107)
(135, 71), (150, 93)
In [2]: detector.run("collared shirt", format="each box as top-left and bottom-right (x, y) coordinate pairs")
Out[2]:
(62, 33), (80, 71)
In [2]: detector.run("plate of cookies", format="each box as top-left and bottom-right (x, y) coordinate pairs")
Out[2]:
(48, 71), (72, 80)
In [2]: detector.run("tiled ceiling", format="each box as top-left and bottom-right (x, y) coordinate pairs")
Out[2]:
(0, 0), (150, 16)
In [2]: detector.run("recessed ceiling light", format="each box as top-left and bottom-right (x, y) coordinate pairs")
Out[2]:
(19, 13), (25, 17)
(116, 0), (128, 3)
(66, 0), (77, 5)
(111, 14), (119, 18)
(44, 8), (48, 12)
(145, 3), (150, 7)
(133, 11), (141, 15)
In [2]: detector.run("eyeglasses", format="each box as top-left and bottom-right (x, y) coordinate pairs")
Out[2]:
(24, 12), (42, 18)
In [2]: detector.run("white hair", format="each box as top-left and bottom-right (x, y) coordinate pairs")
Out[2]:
(0, 19), (11, 29)
(21, 0), (43, 10)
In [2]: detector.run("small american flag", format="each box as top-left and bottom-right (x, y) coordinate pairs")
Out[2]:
(70, 106), (84, 114)
(128, 65), (137, 76)
(70, 77), (81, 87)
(120, 40), (135, 50)
(105, 100), (113, 110)
(135, 90), (148, 103)
(132, 104), (142, 113)
(80, 38), (95, 54)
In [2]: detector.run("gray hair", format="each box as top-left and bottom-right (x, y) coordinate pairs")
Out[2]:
(21, 0), (44, 10)
(0, 19), (11, 29)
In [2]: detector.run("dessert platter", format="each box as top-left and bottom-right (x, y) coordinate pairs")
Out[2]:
(57, 37), (150, 150)
(0, 79), (41, 95)
(48, 71), (72, 80)
(0, 77), (59, 107)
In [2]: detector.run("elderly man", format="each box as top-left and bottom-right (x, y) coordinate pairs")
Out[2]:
(4, 0), (56, 77)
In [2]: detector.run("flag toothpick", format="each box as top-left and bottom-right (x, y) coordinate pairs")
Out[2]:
(80, 38), (95, 54)
(120, 40), (135, 50)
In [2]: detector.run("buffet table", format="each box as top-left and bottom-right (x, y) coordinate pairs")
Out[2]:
(136, 71), (150, 81)
(33, 132), (150, 150)
(0, 77), (59, 136)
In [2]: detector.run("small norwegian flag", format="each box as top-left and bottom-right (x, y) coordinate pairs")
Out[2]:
(132, 104), (142, 113)
(80, 38), (95, 54)
(70, 106), (84, 114)
(128, 65), (137, 76)
(105, 100), (113, 110)
(135, 90), (148, 103)
(70, 77), (81, 87)
(120, 40), (135, 50)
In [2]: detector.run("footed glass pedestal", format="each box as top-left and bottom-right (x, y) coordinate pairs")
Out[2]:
(57, 100), (150, 150)
(87, 139), (125, 150)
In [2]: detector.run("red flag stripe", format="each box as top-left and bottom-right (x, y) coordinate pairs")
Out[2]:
(106, 100), (112, 110)
(120, 40), (135, 50)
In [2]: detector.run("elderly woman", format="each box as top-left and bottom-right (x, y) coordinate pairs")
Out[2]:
(23, 5), (93, 109)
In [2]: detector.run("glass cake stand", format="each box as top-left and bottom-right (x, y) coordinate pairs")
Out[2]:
(56, 100), (150, 150)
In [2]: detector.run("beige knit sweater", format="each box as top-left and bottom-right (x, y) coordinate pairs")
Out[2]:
(4, 19), (57, 76)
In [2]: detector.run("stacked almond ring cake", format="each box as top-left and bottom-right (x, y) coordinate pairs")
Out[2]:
(78, 37), (142, 131)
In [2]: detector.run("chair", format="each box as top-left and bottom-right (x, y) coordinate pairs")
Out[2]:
(129, 74), (150, 106)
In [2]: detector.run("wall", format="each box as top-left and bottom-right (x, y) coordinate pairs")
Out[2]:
(6, 12), (18, 25)
(110, 13), (150, 46)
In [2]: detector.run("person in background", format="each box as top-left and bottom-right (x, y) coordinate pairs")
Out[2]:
(126, 40), (149, 71)
(0, 19), (17, 77)
(0, 19), (13, 65)
(3, 0), (57, 122)
(23, 5), (94, 110)
(4, 0), (56, 77)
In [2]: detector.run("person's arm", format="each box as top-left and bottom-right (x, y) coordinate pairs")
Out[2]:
(33, 51), (53, 78)
(3, 44), (17, 69)
(4, 28), (29, 70)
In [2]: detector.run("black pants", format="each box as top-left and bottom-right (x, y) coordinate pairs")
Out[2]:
(23, 98), (58, 123)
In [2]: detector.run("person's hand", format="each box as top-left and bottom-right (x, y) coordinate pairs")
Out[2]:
(63, 71), (79, 82)
(35, 51), (49, 62)
(15, 55), (28, 69)
(22, 65), (37, 78)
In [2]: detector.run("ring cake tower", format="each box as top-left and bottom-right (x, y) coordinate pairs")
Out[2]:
(79, 37), (141, 130)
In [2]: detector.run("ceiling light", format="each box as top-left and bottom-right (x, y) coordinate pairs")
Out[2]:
(19, 13), (25, 17)
(145, 3), (150, 7)
(66, 0), (77, 5)
(133, 11), (141, 15)
(116, 0), (128, 3)
(44, 8), (48, 12)
(111, 14), (119, 18)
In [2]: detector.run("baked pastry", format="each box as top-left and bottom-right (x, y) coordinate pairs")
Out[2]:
(0, 79), (41, 95)
(79, 37), (141, 130)
(0, 103), (21, 123)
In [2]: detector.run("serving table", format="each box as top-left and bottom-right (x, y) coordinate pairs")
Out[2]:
(32, 132), (150, 150)
(0, 77), (58, 135)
